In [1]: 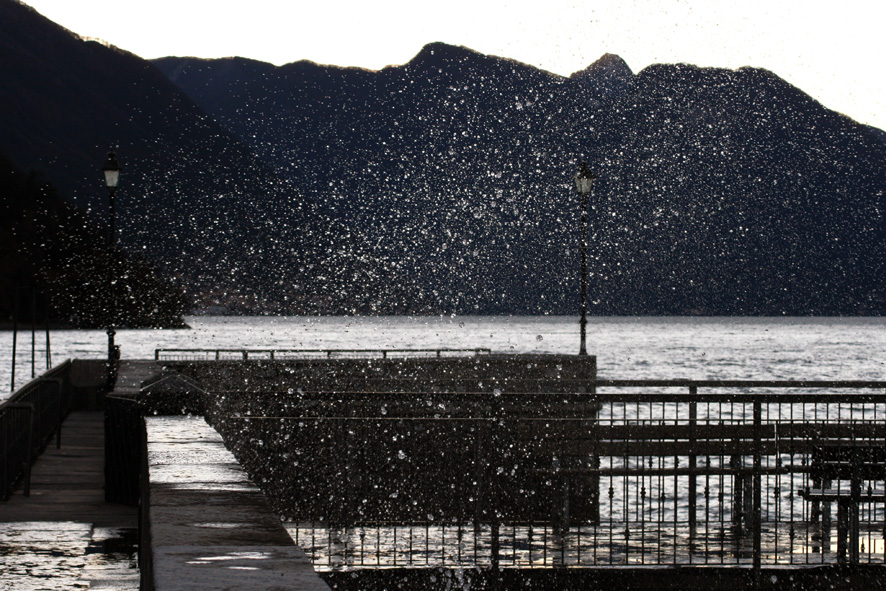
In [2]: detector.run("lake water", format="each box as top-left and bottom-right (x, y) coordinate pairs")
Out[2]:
(2, 315), (884, 397)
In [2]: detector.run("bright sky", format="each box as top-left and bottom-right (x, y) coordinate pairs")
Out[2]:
(21, 0), (886, 131)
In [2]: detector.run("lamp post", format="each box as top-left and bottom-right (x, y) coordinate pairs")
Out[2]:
(574, 162), (596, 356)
(102, 151), (120, 388)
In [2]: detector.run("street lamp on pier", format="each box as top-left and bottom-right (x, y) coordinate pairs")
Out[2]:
(574, 162), (596, 356)
(102, 151), (120, 388)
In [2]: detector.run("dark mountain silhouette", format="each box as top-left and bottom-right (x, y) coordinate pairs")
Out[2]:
(154, 44), (605, 313)
(154, 45), (885, 315)
(0, 0), (356, 315)
(2, 0), (882, 316)
(580, 64), (886, 314)
(866, 125), (886, 145)
(570, 53), (634, 101)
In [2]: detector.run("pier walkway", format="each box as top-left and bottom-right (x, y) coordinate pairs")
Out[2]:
(1, 360), (331, 591)
(0, 410), (138, 590)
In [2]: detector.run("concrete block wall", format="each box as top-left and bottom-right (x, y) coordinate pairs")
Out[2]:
(141, 415), (329, 591)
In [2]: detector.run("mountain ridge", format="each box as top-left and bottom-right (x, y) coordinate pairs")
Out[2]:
(2, 0), (883, 316)
(152, 43), (885, 315)
(0, 0), (359, 315)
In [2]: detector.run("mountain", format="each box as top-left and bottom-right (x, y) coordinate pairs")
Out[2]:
(0, 0), (354, 314)
(154, 45), (886, 315)
(570, 53), (634, 101)
(581, 63), (886, 314)
(3, 0), (883, 316)
(866, 124), (886, 145)
(154, 44), (608, 313)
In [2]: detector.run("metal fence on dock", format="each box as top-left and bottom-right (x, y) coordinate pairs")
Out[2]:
(155, 348), (492, 361)
(0, 361), (72, 500)
(219, 380), (886, 573)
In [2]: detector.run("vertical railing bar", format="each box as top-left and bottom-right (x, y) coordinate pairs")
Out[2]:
(672, 400), (678, 565)
(31, 288), (36, 379)
(11, 283), (19, 393)
(1, 412), (8, 500)
(689, 387), (698, 539)
(752, 396), (762, 586)
(4, 403), (34, 497)
(43, 293), (51, 370)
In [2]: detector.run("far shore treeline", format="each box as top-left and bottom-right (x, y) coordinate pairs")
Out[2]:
(1, 0), (884, 323)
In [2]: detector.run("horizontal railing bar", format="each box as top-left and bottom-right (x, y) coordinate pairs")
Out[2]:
(155, 347), (492, 359)
(0, 359), (71, 413)
(541, 466), (814, 477)
(211, 390), (886, 402)
(594, 379), (886, 389)
(799, 488), (886, 501)
(223, 414), (886, 425)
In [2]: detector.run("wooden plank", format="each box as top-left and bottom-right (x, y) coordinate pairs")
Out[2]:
(0, 411), (137, 527)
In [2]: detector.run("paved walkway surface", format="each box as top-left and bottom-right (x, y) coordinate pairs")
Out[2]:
(0, 411), (138, 590)
(145, 415), (330, 590)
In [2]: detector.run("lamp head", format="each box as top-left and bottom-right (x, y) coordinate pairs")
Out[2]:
(574, 161), (596, 195)
(102, 151), (120, 188)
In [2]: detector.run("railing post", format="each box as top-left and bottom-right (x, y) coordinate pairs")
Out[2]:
(30, 288), (36, 379)
(1, 414), (8, 499)
(752, 397), (762, 588)
(849, 448), (861, 564)
(38, 378), (64, 449)
(6, 403), (34, 497)
(11, 284), (19, 392)
(490, 517), (500, 575)
(688, 387), (697, 534)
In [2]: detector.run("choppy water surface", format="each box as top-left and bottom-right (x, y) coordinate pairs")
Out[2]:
(2, 316), (885, 397)
(0, 524), (138, 589)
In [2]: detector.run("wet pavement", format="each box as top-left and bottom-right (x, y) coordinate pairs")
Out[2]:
(0, 410), (139, 590)
(145, 415), (330, 590)
(0, 522), (138, 590)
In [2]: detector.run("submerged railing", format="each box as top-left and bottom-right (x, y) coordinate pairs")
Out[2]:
(214, 379), (886, 576)
(155, 348), (492, 361)
(0, 360), (72, 500)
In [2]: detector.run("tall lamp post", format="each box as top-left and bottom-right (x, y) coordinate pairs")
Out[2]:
(574, 162), (596, 356)
(102, 152), (120, 388)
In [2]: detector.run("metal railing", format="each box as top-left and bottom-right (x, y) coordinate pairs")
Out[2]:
(0, 360), (72, 500)
(212, 379), (886, 578)
(155, 348), (492, 361)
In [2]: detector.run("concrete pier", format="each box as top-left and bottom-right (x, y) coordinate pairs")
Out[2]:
(143, 415), (329, 590)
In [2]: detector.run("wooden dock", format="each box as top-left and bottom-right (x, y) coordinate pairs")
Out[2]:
(0, 410), (136, 526)
(0, 411), (139, 590)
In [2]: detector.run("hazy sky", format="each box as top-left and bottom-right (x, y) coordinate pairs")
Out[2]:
(22, 0), (886, 131)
